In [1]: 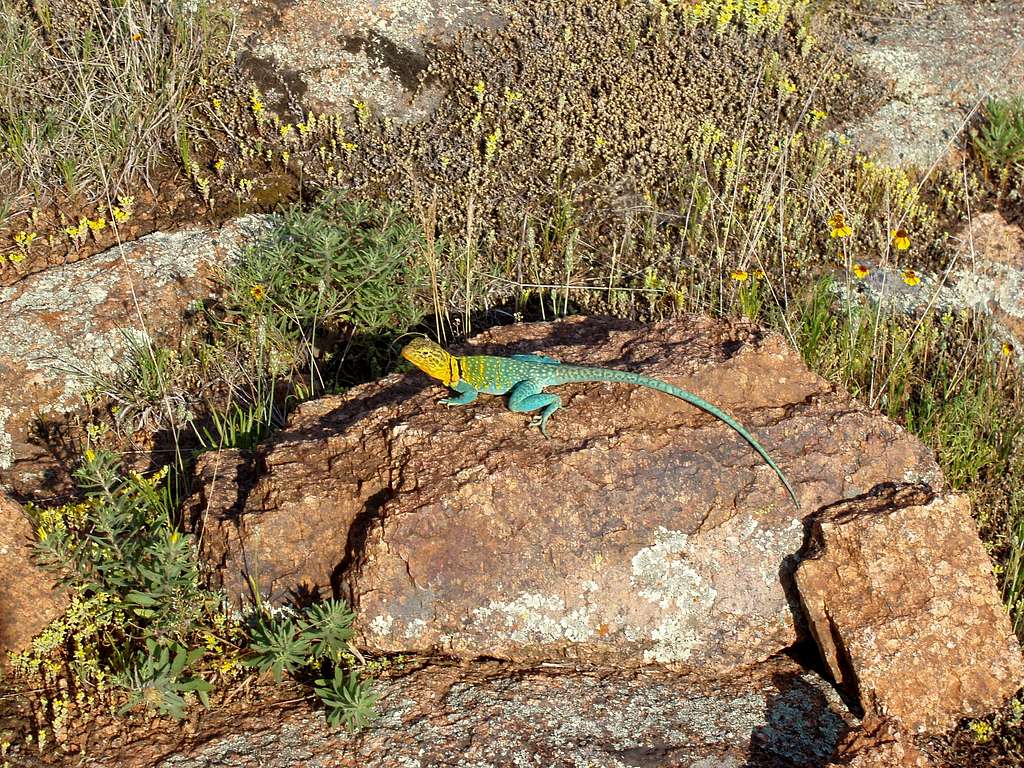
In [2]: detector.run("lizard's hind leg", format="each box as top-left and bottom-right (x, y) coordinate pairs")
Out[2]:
(507, 380), (561, 437)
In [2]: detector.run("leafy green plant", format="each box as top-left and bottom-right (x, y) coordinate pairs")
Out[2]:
(246, 599), (373, 729)
(223, 193), (426, 382)
(971, 97), (1024, 174)
(30, 450), (209, 637)
(115, 639), (211, 719)
(246, 614), (312, 683)
(12, 450), (227, 723)
(314, 667), (378, 731)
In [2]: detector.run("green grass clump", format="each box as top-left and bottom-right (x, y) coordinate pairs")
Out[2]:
(0, 0), (230, 208)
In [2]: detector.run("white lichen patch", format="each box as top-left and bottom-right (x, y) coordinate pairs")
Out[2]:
(369, 613), (395, 637)
(629, 527), (716, 663)
(472, 592), (596, 644)
(952, 263), (1024, 318)
(403, 617), (427, 640)
(0, 406), (14, 471)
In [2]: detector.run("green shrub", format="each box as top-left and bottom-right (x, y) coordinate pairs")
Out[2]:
(16, 451), (378, 730)
(223, 193), (426, 379)
(12, 450), (222, 723)
(971, 97), (1024, 173)
(246, 599), (375, 731)
(29, 450), (210, 639)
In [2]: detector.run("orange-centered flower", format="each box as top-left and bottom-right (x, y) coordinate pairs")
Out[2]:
(250, 284), (266, 301)
(731, 269), (749, 282)
(901, 269), (920, 287)
(828, 212), (852, 238)
(852, 263), (870, 279)
(891, 228), (911, 251)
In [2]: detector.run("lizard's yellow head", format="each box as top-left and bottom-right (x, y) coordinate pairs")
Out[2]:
(401, 338), (458, 387)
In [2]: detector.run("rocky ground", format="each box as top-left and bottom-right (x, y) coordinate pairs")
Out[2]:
(2, 0), (1024, 766)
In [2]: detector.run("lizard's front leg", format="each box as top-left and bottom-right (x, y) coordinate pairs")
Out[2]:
(440, 380), (478, 406)
(507, 380), (561, 437)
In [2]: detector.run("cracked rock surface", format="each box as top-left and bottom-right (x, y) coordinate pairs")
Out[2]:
(190, 315), (942, 673)
(142, 656), (853, 768)
(795, 486), (1024, 734)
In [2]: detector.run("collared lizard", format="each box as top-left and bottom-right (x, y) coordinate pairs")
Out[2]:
(401, 337), (798, 507)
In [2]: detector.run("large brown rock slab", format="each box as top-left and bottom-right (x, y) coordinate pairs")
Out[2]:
(0, 493), (64, 662)
(0, 216), (265, 498)
(795, 486), (1024, 734)
(191, 316), (942, 673)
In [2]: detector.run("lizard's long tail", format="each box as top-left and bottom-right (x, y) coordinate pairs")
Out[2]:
(553, 366), (799, 508)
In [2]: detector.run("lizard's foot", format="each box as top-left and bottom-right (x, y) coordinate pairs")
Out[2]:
(529, 414), (552, 439)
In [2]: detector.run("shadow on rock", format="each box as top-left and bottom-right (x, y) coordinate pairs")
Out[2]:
(745, 671), (851, 767)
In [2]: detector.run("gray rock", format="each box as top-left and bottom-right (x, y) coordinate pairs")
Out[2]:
(233, 0), (505, 119)
(151, 656), (856, 768)
(842, 1), (1024, 169)
(0, 215), (267, 498)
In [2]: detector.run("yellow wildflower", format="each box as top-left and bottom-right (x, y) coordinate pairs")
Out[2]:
(249, 284), (266, 301)
(9, 251), (24, 263)
(473, 80), (485, 96)
(852, 263), (870, 279)
(753, 269), (765, 279)
(213, 158), (225, 171)
(902, 269), (920, 287)
(87, 218), (106, 232)
(13, 231), (37, 248)
(891, 228), (911, 251)
(828, 213), (852, 238)
(731, 269), (749, 282)
(1002, 342), (1013, 358)
(250, 91), (264, 115)
(211, 97), (222, 112)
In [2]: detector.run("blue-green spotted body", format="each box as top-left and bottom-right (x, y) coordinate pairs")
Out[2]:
(400, 338), (799, 507)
